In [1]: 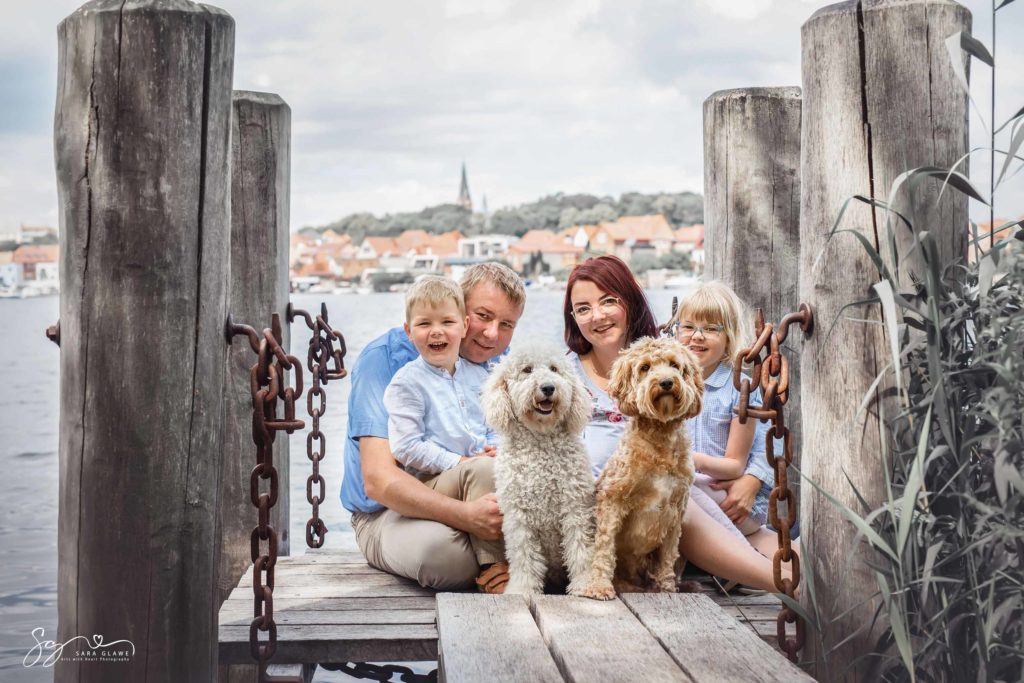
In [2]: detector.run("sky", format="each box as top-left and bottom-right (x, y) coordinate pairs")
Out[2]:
(1, 0), (1021, 233)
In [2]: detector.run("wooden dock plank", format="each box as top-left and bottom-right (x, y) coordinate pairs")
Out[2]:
(436, 594), (562, 683)
(531, 595), (693, 682)
(620, 594), (814, 682)
(220, 596), (436, 611)
(220, 609), (436, 627)
(224, 584), (433, 599)
(235, 572), (427, 587)
(219, 623), (437, 664)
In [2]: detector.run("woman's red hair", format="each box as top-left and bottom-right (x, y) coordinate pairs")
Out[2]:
(563, 255), (658, 354)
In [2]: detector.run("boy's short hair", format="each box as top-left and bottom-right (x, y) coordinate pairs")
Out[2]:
(673, 280), (753, 366)
(459, 262), (526, 309)
(405, 275), (466, 321)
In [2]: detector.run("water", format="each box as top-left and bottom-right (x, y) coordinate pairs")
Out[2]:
(0, 285), (690, 680)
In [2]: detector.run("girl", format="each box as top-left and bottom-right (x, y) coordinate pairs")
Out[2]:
(563, 256), (788, 590)
(672, 281), (790, 558)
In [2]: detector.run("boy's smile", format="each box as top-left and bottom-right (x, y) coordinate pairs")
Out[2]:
(405, 300), (468, 373)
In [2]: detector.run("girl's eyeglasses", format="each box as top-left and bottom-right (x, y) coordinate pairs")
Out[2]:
(677, 323), (724, 340)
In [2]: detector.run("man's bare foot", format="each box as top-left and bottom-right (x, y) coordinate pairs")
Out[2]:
(475, 562), (510, 594)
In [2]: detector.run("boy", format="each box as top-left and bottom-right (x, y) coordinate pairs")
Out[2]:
(383, 275), (497, 479)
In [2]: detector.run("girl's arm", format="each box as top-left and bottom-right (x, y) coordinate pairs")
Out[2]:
(692, 415), (755, 480)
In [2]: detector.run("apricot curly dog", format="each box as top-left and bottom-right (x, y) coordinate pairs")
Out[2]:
(581, 337), (704, 600)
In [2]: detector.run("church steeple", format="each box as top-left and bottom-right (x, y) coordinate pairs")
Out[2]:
(457, 162), (473, 212)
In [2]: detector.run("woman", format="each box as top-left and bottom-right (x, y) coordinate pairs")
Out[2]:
(564, 255), (783, 591)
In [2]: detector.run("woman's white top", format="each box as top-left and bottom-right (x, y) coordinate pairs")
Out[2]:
(566, 351), (627, 477)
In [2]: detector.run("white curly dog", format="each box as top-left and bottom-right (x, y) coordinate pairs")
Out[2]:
(482, 344), (596, 596)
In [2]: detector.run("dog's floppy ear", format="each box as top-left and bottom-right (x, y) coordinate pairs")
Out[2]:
(607, 352), (638, 417)
(679, 348), (705, 419)
(482, 361), (515, 433)
(562, 372), (594, 435)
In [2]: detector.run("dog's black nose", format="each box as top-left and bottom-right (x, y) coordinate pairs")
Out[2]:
(541, 384), (555, 397)
(659, 379), (675, 390)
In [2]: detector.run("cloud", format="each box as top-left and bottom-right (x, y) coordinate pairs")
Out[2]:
(0, 0), (1021, 230)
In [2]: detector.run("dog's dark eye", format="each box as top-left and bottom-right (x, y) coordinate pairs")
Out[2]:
(639, 364), (650, 373)
(522, 366), (533, 374)
(549, 365), (558, 373)
(670, 361), (679, 369)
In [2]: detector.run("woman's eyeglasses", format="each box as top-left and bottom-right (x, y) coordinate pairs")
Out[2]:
(571, 296), (622, 323)
(677, 323), (724, 340)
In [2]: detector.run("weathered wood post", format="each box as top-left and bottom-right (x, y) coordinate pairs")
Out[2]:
(219, 91), (292, 612)
(54, 1), (234, 681)
(703, 86), (803, 485)
(799, 1), (969, 678)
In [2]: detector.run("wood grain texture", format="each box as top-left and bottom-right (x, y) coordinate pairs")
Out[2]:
(55, 1), (234, 681)
(620, 593), (813, 682)
(530, 595), (692, 682)
(220, 609), (435, 627)
(799, 1), (968, 679)
(703, 86), (805, 484)
(220, 90), (292, 607)
(220, 596), (437, 611)
(436, 594), (563, 683)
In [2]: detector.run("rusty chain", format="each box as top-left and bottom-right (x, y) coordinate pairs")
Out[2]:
(320, 662), (437, 682)
(287, 302), (347, 549)
(733, 304), (813, 662)
(227, 312), (305, 683)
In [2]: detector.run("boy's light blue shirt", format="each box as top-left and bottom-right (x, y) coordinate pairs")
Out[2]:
(383, 356), (495, 477)
(340, 327), (502, 514)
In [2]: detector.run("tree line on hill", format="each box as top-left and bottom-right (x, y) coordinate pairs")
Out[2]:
(308, 191), (703, 244)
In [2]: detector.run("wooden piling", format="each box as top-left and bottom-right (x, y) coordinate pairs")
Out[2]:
(219, 91), (292, 609)
(702, 86), (803, 480)
(54, 1), (234, 681)
(799, 1), (969, 678)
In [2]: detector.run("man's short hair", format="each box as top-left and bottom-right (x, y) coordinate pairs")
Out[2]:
(459, 262), (526, 309)
(405, 275), (466, 321)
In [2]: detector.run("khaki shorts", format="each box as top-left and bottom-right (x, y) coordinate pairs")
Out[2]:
(352, 457), (504, 590)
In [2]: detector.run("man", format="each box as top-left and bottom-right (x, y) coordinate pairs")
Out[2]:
(340, 262), (526, 591)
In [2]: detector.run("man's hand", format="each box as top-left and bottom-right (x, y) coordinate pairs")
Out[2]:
(709, 474), (762, 525)
(460, 493), (503, 541)
(459, 446), (497, 465)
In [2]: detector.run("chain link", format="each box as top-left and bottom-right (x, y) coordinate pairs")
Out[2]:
(733, 304), (813, 662)
(287, 302), (347, 549)
(228, 312), (305, 683)
(320, 662), (437, 683)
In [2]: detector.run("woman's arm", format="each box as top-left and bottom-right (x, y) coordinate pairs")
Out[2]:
(692, 415), (755, 480)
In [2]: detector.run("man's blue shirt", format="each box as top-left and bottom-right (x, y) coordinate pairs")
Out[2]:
(340, 327), (418, 513)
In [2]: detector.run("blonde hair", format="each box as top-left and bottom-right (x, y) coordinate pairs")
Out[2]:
(673, 280), (753, 366)
(405, 275), (466, 321)
(459, 262), (526, 309)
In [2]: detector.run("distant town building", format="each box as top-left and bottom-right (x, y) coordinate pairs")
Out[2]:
(14, 244), (60, 282)
(459, 235), (510, 259)
(508, 229), (583, 274)
(0, 251), (20, 288)
(0, 224), (58, 245)
(599, 215), (675, 261)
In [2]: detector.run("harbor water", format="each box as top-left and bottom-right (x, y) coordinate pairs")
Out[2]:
(0, 285), (691, 680)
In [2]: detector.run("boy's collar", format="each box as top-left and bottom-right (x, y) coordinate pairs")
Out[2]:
(417, 355), (461, 377)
